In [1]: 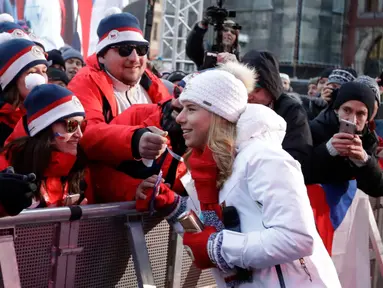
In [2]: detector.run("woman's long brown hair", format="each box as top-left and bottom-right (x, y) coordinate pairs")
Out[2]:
(1, 126), (86, 195)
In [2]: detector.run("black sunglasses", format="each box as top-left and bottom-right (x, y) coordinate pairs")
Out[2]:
(111, 44), (149, 57)
(58, 119), (87, 133)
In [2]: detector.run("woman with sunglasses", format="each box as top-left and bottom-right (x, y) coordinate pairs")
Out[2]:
(1, 74), (92, 208)
(136, 62), (340, 287)
(0, 36), (48, 147)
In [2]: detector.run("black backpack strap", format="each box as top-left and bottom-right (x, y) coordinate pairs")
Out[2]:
(275, 265), (286, 288)
(96, 87), (113, 124)
(140, 72), (152, 93)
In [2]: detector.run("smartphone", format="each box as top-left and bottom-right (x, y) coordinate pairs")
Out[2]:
(63, 194), (81, 206)
(380, 71), (383, 86)
(202, 51), (218, 69)
(178, 210), (204, 233)
(149, 171), (163, 215)
(339, 119), (356, 135)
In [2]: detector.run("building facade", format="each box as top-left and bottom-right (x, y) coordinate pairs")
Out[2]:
(344, 0), (383, 77)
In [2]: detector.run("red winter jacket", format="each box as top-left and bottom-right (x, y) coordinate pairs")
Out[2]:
(92, 102), (186, 203)
(68, 54), (169, 165)
(0, 151), (94, 217)
(0, 103), (25, 147)
(67, 54), (171, 202)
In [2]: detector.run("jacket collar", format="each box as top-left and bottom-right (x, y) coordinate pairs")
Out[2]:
(105, 69), (131, 93)
(44, 151), (77, 178)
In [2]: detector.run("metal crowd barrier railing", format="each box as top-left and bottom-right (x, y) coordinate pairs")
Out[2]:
(0, 203), (216, 288)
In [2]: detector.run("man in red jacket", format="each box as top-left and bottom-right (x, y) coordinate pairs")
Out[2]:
(68, 9), (171, 201)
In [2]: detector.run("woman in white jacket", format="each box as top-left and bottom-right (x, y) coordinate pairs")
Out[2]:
(136, 62), (341, 287)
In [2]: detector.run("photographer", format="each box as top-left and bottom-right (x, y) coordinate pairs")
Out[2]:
(186, 16), (240, 70)
(309, 82), (383, 197)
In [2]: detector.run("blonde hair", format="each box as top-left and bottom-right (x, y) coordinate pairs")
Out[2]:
(208, 114), (237, 189)
(184, 114), (237, 190)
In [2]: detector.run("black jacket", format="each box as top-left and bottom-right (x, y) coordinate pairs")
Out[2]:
(186, 24), (239, 70)
(300, 95), (328, 120)
(309, 109), (383, 197)
(274, 93), (313, 183)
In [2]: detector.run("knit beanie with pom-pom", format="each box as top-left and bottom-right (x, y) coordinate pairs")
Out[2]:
(179, 61), (256, 123)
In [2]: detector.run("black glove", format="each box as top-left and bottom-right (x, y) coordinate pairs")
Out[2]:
(0, 167), (37, 216)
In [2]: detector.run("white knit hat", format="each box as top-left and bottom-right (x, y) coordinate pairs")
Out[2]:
(179, 62), (256, 123)
(280, 73), (290, 82)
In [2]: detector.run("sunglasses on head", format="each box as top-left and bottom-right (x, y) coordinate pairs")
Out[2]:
(58, 119), (87, 133)
(111, 44), (149, 57)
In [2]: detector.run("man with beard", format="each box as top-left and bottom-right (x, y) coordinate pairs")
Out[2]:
(68, 8), (172, 202)
(310, 82), (383, 196)
(186, 19), (240, 70)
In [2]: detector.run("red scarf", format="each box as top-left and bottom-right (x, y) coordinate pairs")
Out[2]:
(188, 147), (222, 219)
(0, 104), (25, 129)
(40, 152), (77, 207)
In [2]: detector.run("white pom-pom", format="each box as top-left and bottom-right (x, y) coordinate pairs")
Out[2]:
(104, 7), (122, 17)
(0, 32), (13, 45)
(0, 13), (14, 23)
(218, 61), (257, 93)
(25, 73), (46, 91)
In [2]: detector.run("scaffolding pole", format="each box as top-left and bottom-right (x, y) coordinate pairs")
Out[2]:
(159, 0), (204, 72)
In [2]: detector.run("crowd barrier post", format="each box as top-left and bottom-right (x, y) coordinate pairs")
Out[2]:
(126, 215), (156, 288)
(0, 227), (21, 288)
(166, 229), (183, 288)
(49, 220), (83, 288)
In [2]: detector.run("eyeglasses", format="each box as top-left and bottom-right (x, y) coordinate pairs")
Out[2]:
(58, 119), (87, 133)
(111, 44), (149, 57)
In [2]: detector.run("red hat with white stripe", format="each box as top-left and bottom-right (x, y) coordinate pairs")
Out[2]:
(96, 7), (148, 55)
(0, 38), (47, 91)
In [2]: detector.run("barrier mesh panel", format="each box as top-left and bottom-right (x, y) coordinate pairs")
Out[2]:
(180, 248), (216, 288)
(143, 217), (170, 288)
(74, 216), (136, 288)
(0, 224), (55, 288)
(1, 215), (216, 288)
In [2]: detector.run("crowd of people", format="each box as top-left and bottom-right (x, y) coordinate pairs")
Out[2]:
(0, 6), (382, 288)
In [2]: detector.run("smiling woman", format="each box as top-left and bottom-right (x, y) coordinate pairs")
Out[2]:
(1, 73), (94, 208)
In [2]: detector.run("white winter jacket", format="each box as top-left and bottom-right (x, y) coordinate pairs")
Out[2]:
(211, 104), (341, 287)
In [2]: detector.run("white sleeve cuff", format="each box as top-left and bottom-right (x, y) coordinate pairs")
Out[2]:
(349, 150), (369, 167)
(326, 138), (339, 157)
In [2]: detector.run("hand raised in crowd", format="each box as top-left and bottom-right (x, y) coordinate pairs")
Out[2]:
(217, 52), (237, 64)
(321, 86), (333, 103)
(136, 174), (162, 200)
(135, 174), (178, 214)
(0, 167), (37, 216)
(331, 133), (368, 161)
(139, 126), (168, 159)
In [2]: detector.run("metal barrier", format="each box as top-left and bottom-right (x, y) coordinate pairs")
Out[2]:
(0, 203), (216, 288)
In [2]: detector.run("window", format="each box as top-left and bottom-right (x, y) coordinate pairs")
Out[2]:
(252, 0), (273, 11)
(364, 37), (383, 77)
(333, 0), (345, 13)
(365, 0), (379, 12)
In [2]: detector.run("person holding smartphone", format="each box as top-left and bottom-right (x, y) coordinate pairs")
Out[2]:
(1, 74), (92, 208)
(310, 81), (383, 197)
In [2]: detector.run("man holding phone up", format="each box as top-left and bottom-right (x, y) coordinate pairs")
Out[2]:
(309, 82), (383, 197)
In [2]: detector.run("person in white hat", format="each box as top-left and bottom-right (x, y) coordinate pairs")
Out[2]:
(136, 61), (341, 287)
(280, 73), (291, 92)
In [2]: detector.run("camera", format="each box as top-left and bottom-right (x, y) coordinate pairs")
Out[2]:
(201, 0), (241, 69)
